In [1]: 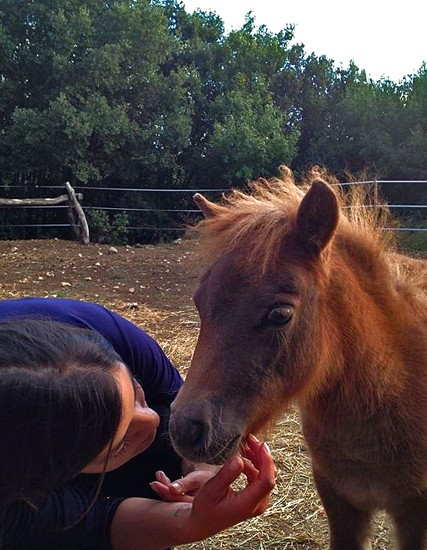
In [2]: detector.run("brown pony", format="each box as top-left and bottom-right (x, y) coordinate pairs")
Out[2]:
(169, 168), (427, 550)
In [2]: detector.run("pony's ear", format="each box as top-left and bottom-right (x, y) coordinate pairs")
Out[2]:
(295, 179), (339, 256)
(193, 193), (224, 219)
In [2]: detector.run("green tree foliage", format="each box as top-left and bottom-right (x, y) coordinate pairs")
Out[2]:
(396, 64), (427, 180)
(0, 0), (425, 243)
(204, 77), (298, 182)
(200, 16), (299, 184)
(0, 0), (193, 188)
(163, 10), (300, 186)
(295, 63), (408, 179)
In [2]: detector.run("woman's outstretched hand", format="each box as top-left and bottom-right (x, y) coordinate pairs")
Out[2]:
(178, 434), (276, 543)
(111, 435), (275, 550)
(150, 467), (218, 502)
(151, 434), (275, 504)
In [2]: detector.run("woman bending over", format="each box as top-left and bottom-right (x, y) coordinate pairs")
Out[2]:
(0, 297), (275, 550)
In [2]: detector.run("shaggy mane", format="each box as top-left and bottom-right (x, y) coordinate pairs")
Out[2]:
(193, 166), (395, 271)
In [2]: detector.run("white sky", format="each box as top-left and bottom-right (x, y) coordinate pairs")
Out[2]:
(182, 0), (426, 82)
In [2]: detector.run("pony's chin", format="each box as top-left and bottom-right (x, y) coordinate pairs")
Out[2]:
(177, 433), (242, 465)
(204, 434), (242, 465)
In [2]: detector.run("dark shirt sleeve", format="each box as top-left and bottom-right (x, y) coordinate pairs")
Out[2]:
(4, 487), (125, 550)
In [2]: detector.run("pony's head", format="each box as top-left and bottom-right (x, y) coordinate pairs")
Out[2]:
(169, 169), (388, 464)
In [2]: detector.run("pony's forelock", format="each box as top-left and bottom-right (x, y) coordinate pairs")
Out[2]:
(193, 167), (395, 272)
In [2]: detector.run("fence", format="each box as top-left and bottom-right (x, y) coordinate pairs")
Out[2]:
(0, 180), (426, 245)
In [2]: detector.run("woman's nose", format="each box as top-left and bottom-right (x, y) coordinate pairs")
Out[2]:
(131, 405), (160, 433)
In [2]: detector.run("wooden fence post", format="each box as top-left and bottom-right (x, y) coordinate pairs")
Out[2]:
(65, 182), (90, 244)
(0, 187), (89, 243)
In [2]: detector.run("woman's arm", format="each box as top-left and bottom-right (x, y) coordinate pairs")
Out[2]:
(110, 437), (275, 550)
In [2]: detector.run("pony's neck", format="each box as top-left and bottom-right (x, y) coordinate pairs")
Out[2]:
(320, 231), (404, 395)
(335, 232), (395, 302)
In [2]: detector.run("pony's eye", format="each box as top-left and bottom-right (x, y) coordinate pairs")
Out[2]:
(267, 305), (294, 326)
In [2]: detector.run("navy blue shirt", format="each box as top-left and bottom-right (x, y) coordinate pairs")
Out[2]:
(0, 298), (184, 549)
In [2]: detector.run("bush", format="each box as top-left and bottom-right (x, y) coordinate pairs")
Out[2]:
(88, 210), (129, 245)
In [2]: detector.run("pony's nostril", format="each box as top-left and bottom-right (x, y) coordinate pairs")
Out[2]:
(170, 410), (210, 454)
(186, 418), (206, 449)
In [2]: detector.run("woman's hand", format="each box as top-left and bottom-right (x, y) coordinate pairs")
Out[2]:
(179, 434), (276, 543)
(150, 466), (219, 502)
(111, 434), (275, 550)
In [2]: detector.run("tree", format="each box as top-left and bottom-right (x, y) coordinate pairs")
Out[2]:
(396, 64), (427, 180)
(202, 77), (298, 183)
(163, 9), (299, 186)
(290, 55), (409, 180)
(0, 0), (193, 189)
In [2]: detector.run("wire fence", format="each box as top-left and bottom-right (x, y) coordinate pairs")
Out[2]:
(0, 180), (426, 237)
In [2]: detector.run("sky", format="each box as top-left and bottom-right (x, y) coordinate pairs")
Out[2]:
(181, 0), (426, 82)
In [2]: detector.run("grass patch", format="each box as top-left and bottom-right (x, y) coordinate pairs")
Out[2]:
(397, 231), (427, 254)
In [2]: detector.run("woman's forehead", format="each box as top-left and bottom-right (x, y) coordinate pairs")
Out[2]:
(102, 364), (136, 454)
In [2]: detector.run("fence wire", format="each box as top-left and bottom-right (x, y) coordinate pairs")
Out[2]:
(0, 180), (426, 233)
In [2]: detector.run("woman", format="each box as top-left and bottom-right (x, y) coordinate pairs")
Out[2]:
(0, 297), (275, 550)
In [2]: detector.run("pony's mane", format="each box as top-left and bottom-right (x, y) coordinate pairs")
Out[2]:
(194, 166), (395, 270)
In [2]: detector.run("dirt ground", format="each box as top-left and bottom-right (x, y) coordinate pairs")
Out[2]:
(0, 237), (202, 343)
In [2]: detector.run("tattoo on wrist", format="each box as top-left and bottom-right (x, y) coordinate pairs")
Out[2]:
(174, 503), (191, 518)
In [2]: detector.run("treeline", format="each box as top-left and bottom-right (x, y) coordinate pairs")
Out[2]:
(0, 0), (426, 243)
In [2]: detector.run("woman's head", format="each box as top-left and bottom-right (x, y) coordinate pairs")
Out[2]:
(0, 319), (158, 506)
(82, 365), (160, 474)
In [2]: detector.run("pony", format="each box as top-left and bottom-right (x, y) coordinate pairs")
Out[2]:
(169, 167), (427, 550)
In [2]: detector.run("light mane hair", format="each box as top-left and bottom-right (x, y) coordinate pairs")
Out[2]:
(193, 166), (395, 271)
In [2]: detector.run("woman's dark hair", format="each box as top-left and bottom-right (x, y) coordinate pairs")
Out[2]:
(0, 319), (123, 511)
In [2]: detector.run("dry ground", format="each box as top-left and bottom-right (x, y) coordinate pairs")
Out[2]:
(0, 238), (394, 549)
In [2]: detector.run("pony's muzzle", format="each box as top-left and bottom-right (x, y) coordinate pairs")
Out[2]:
(169, 399), (243, 464)
(169, 402), (212, 462)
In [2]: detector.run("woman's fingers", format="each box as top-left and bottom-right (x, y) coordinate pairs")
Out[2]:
(150, 480), (194, 503)
(153, 433), (274, 525)
(241, 434), (264, 464)
(152, 468), (218, 500)
(185, 441), (275, 542)
(168, 470), (216, 495)
(200, 456), (245, 501)
(240, 441), (276, 514)
(155, 470), (171, 485)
